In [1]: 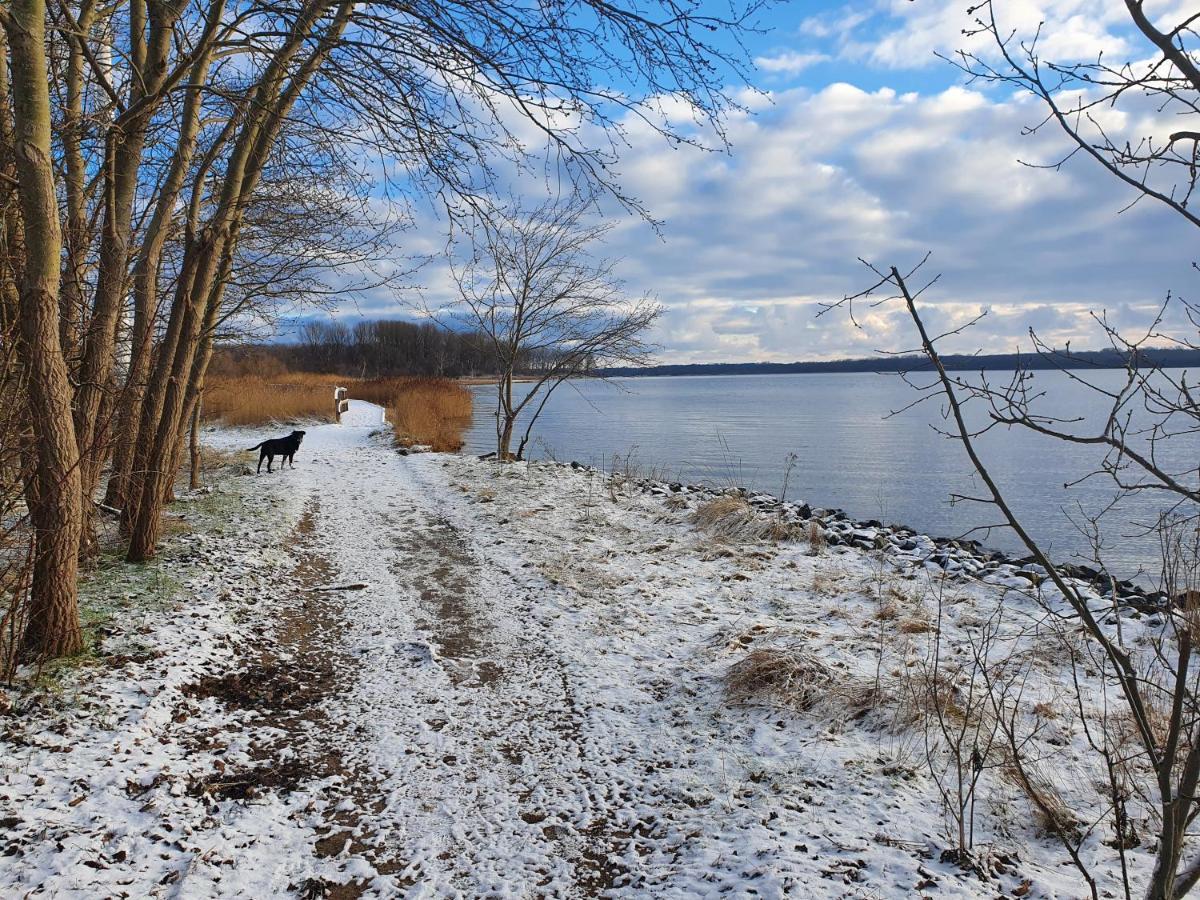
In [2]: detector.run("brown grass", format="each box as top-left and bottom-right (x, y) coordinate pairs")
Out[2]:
(724, 645), (887, 720)
(197, 446), (242, 474)
(726, 647), (841, 711)
(691, 496), (802, 542)
(203, 373), (473, 452)
(1032, 701), (1059, 719)
(807, 520), (827, 554)
(375, 377), (472, 452)
(1000, 760), (1081, 840)
(874, 601), (901, 621)
(203, 373), (342, 426)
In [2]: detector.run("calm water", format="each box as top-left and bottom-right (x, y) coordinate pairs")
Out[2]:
(465, 372), (1194, 579)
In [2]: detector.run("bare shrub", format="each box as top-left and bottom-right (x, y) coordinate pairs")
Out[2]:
(450, 194), (662, 461)
(904, 594), (1007, 859)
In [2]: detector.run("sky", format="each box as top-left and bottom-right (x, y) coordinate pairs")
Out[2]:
(309, 0), (1199, 364)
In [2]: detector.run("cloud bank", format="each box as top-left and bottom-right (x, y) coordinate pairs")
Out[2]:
(315, 1), (1198, 364)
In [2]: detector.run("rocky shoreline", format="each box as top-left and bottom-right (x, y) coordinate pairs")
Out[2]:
(555, 458), (1170, 620)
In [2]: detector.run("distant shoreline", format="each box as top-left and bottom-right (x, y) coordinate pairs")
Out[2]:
(599, 347), (1200, 378)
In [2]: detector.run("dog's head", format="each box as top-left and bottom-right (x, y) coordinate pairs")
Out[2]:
(291, 430), (306, 443)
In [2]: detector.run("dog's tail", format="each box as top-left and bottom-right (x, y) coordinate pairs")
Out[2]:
(246, 442), (264, 452)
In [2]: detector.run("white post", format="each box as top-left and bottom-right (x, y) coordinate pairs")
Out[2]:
(333, 386), (348, 423)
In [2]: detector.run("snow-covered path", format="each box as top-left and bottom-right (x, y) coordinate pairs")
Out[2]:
(2, 400), (1139, 897)
(192, 401), (810, 895)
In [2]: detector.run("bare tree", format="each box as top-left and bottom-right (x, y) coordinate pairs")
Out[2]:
(824, 254), (1199, 898)
(945, 0), (1200, 230)
(1, 0), (84, 658)
(817, 6), (1200, 892)
(116, 0), (755, 560)
(450, 194), (662, 460)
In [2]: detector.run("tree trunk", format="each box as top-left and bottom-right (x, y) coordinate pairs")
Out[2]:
(73, 2), (183, 549)
(189, 390), (202, 490)
(498, 416), (515, 460)
(125, 231), (217, 560)
(103, 2), (223, 512)
(5, 0), (84, 657)
(497, 370), (515, 459)
(125, 0), (351, 561)
(58, 0), (97, 370)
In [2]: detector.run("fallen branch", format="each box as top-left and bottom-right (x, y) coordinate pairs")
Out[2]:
(93, 500), (122, 517)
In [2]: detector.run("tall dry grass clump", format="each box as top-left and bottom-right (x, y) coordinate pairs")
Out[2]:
(726, 647), (841, 712)
(346, 377), (409, 408)
(203, 373), (341, 426)
(380, 377), (472, 451)
(691, 495), (801, 542)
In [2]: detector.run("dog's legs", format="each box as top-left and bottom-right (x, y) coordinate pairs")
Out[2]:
(257, 452), (264, 474)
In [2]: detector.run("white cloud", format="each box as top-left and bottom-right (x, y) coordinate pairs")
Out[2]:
(753, 51), (830, 74)
(313, 2), (1199, 366)
(583, 81), (1197, 362)
(803, 0), (1134, 69)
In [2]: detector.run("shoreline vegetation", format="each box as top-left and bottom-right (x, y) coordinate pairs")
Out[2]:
(204, 368), (1160, 587)
(587, 459), (1168, 607)
(203, 372), (473, 452)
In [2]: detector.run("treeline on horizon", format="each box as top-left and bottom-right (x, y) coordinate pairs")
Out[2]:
(213, 319), (583, 379)
(221, 325), (1200, 381)
(597, 346), (1200, 377)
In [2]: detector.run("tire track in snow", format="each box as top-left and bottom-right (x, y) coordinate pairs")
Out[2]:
(312, 450), (636, 895)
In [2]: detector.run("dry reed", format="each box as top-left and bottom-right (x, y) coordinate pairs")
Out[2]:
(203, 373), (473, 452)
(378, 378), (472, 452)
(726, 647), (840, 711)
(1000, 761), (1081, 840)
(807, 520), (827, 554)
(691, 496), (802, 542)
(203, 373), (341, 426)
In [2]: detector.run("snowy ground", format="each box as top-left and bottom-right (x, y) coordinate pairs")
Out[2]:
(0, 401), (1164, 897)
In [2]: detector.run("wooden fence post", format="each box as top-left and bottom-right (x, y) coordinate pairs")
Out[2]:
(333, 386), (349, 422)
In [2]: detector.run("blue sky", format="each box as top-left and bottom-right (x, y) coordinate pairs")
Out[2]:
(308, 0), (1198, 364)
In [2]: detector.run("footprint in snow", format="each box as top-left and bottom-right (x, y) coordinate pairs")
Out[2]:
(395, 641), (436, 665)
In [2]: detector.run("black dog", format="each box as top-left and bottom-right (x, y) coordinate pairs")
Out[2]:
(247, 430), (306, 473)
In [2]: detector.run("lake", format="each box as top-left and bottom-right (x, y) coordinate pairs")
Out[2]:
(464, 372), (1194, 580)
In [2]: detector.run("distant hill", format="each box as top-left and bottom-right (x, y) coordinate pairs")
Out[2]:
(599, 347), (1200, 378)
